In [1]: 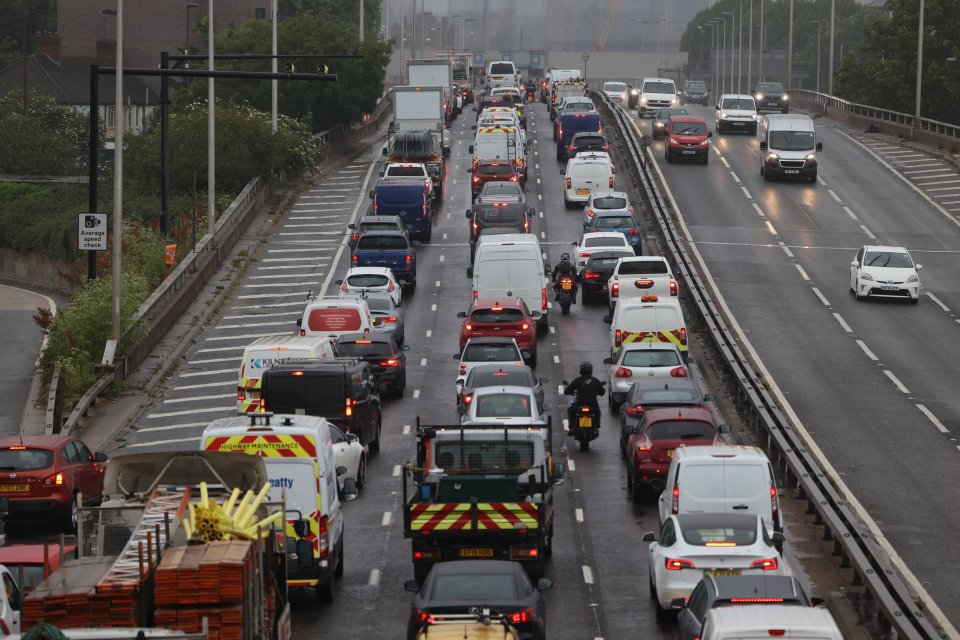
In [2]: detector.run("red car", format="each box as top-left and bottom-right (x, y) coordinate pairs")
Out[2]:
(457, 298), (539, 367)
(0, 543), (78, 594)
(664, 115), (713, 164)
(624, 406), (729, 502)
(0, 435), (107, 532)
(469, 160), (521, 199)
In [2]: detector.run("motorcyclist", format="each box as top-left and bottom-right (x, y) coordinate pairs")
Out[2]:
(551, 253), (579, 303)
(524, 79), (537, 100)
(563, 362), (605, 426)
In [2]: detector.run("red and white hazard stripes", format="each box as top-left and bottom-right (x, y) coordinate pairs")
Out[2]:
(409, 502), (539, 533)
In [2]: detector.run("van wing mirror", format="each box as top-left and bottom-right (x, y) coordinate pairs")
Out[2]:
(772, 531), (785, 543)
(816, 142), (823, 152)
(336, 465), (347, 477)
(602, 315), (612, 324)
(368, 190), (375, 200)
(292, 518), (310, 538)
(296, 318), (303, 327)
(551, 462), (566, 484)
(296, 539), (316, 568)
(465, 209), (472, 218)
(602, 357), (613, 364)
(759, 140), (767, 151)
(341, 478), (358, 502)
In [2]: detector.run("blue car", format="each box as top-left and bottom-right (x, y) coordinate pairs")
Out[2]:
(583, 210), (644, 254)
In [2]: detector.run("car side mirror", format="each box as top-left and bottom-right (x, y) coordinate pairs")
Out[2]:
(368, 190), (375, 200)
(707, 131), (713, 138)
(94, 452), (108, 462)
(381, 147), (388, 156)
(341, 477), (358, 502)
(559, 169), (565, 175)
(404, 579), (421, 592)
(521, 351), (532, 360)
(465, 209), (472, 218)
(466, 267), (474, 278)
(345, 433), (359, 444)
(335, 279), (343, 285)
(810, 597), (825, 607)
(759, 140), (767, 150)
(468, 145), (474, 154)
(642, 532), (657, 542)
(466, 168), (473, 174)
(457, 311), (467, 318)
(704, 393), (715, 402)
(715, 105), (720, 111)
(602, 357), (612, 364)
(347, 223), (356, 229)
(915, 264), (923, 270)
(530, 311), (542, 319)
(473, 106), (478, 112)
(401, 344), (411, 351)
(718, 424), (732, 434)
(602, 315), (611, 324)
(378, 171), (384, 177)
(772, 531), (785, 543)
(570, 241), (577, 246)
(816, 142), (823, 152)
(541, 403), (551, 412)
(296, 318), (303, 327)
(670, 598), (687, 610)
(538, 376), (549, 384)
(529, 208), (536, 217)
(453, 353), (461, 360)
(850, 261), (859, 268)
(292, 518), (310, 538)
(336, 465), (347, 477)
(537, 578), (554, 591)
(372, 318), (382, 326)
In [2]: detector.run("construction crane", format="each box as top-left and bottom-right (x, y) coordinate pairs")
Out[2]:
(594, 0), (624, 52)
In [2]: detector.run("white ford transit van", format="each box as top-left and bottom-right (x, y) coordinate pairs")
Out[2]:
(759, 113), (823, 182)
(236, 335), (335, 414)
(471, 234), (549, 332)
(606, 298), (687, 359)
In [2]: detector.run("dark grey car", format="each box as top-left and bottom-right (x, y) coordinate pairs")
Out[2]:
(458, 363), (548, 415)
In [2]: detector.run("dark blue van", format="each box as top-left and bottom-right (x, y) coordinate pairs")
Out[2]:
(556, 113), (602, 160)
(370, 179), (433, 241)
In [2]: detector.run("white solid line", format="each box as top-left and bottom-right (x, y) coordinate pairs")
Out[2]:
(249, 273), (322, 280)
(884, 369), (910, 394)
(181, 368), (235, 378)
(237, 292), (313, 300)
(553, 355), (560, 364)
(567, 459), (576, 471)
(206, 332), (284, 342)
(382, 512), (392, 526)
(127, 436), (201, 448)
(582, 565), (594, 584)
(917, 404), (949, 433)
(215, 321), (293, 330)
(147, 407), (233, 419)
(426, 329), (433, 338)
(843, 206), (858, 220)
(262, 256), (332, 262)
(575, 508), (584, 522)
(368, 569), (381, 586)
(403, 424), (411, 435)
(856, 340), (879, 361)
(752, 202), (765, 217)
(255, 265), (327, 271)
(562, 419), (569, 430)
(833, 313), (853, 333)
(765, 221), (777, 235)
(925, 292), (950, 312)
(720, 156), (730, 168)
(811, 287), (830, 306)
(136, 423), (209, 433)
(859, 224), (877, 239)
(163, 393), (234, 404)
(420, 358), (427, 366)
(315, 163), (377, 299)
(914, 179), (960, 187)
(393, 465), (402, 477)
(242, 281), (318, 289)
(795, 265), (810, 281)
(435, 280), (441, 287)
(190, 357), (238, 365)
(197, 346), (246, 354)
(413, 389), (421, 399)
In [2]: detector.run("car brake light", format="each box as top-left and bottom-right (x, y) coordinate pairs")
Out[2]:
(614, 367), (632, 378)
(670, 280), (678, 296)
(340, 281), (348, 292)
(603, 144), (609, 151)
(665, 558), (695, 570)
(671, 367), (688, 378)
(625, 404), (644, 415)
(771, 483), (779, 523)
(44, 473), (64, 486)
(541, 288), (547, 311)
(464, 323), (473, 331)
(614, 328), (622, 347)
(472, 175), (481, 184)
(566, 178), (572, 189)
(299, 329), (305, 336)
(345, 398), (353, 417)
(609, 177), (615, 189)
(237, 387), (246, 401)
(611, 282), (619, 297)
(627, 227), (640, 236)
(671, 483), (679, 514)
(521, 323), (529, 330)
(636, 435), (653, 451)
(387, 281), (396, 292)
(351, 233), (359, 241)
(679, 327), (687, 346)
(463, 393), (473, 404)
(579, 252), (591, 258)
(382, 316), (397, 323)
(406, 255), (412, 265)
(569, 145), (575, 152)
(767, 631), (787, 637)
(316, 514), (330, 558)
(379, 359), (399, 367)
(508, 608), (535, 624)
(460, 366), (467, 376)
(749, 557), (780, 571)
(510, 175), (519, 182)
(583, 271), (600, 279)
(417, 611), (436, 625)
(586, 209), (595, 217)
(730, 598), (785, 603)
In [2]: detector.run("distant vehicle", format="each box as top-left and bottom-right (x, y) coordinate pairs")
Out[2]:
(651, 107), (688, 139)
(699, 604), (843, 640)
(608, 256), (678, 310)
(337, 266), (403, 306)
(475, 181), (527, 206)
(617, 375), (714, 456)
(556, 113), (602, 160)
(236, 335), (335, 414)
(602, 81), (629, 104)
(457, 298), (539, 366)
(850, 245), (922, 303)
(459, 385), (550, 427)
(681, 79), (710, 106)
(664, 116), (712, 164)
(458, 364), (548, 414)
(572, 231), (632, 267)
(715, 94), (758, 135)
(454, 337), (527, 395)
(348, 215), (407, 250)
(583, 191), (634, 226)
(563, 154), (616, 208)
(759, 113), (821, 181)
(582, 210), (644, 253)
(361, 292), (407, 345)
(637, 77), (679, 117)
(752, 81), (789, 113)
(603, 342), (687, 409)
(579, 250), (635, 304)
(352, 231), (418, 289)
(566, 132), (609, 158)
(469, 161), (522, 200)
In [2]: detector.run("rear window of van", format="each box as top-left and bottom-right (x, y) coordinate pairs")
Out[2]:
(490, 63), (514, 75)
(308, 308), (362, 332)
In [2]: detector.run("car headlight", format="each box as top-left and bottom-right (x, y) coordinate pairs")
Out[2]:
(640, 97), (647, 103)
(861, 272), (874, 281)
(655, 122), (665, 128)
(670, 97), (678, 104)
(804, 153), (817, 161)
(756, 93), (764, 100)
(719, 112), (728, 118)
(631, 89), (639, 95)
(782, 94), (789, 101)
(907, 274), (919, 283)
(767, 153), (780, 161)
(668, 137), (678, 145)
(750, 114), (757, 120)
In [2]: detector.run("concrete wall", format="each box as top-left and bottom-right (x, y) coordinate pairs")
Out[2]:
(0, 248), (80, 293)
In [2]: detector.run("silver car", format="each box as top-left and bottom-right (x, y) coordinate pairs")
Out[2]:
(603, 342), (687, 409)
(460, 385), (550, 426)
(360, 292), (406, 345)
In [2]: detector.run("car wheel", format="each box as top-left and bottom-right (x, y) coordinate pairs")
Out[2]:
(334, 540), (345, 578)
(406, 280), (417, 293)
(665, 151), (673, 163)
(619, 434), (626, 459)
(649, 574), (658, 600)
(703, 154), (709, 165)
(61, 492), (79, 534)
(751, 126), (757, 136)
(317, 571), (336, 602)
(356, 454), (366, 489)
(910, 296), (920, 305)
(369, 415), (382, 453)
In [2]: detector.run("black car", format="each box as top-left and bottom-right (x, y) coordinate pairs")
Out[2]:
(348, 215), (407, 250)
(458, 364), (548, 415)
(467, 202), (532, 244)
(681, 80), (709, 106)
(579, 250), (631, 304)
(676, 575), (820, 640)
(566, 132), (609, 158)
(753, 81), (789, 113)
(617, 377), (714, 456)
(334, 332), (409, 397)
(404, 560), (552, 640)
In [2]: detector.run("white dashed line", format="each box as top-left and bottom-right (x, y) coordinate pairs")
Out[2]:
(403, 424), (411, 435)
(443, 233), (448, 240)
(541, 231), (546, 239)
(426, 330), (432, 337)
(843, 206), (858, 221)
(539, 209), (544, 216)
(811, 287), (830, 306)
(567, 459), (576, 471)
(925, 292), (950, 312)
(382, 512), (392, 526)
(431, 303), (437, 311)
(752, 203), (765, 217)
(435, 280), (441, 287)
(795, 265), (810, 281)
(741, 187), (752, 199)
(828, 189), (841, 203)
(413, 389), (421, 399)
(420, 358), (427, 367)
(582, 565), (594, 584)
(549, 325), (556, 334)
(730, 172), (741, 183)
(562, 419), (569, 430)
(440, 255), (445, 262)
(779, 242), (794, 258)
(883, 370), (910, 394)
(859, 224), (877, 239)
(163, 393), (233, 404)
(856, 340), (879, 361)
(557, 385), (565, 394)
(720, 156), (730, 168)
(180, 368), (234, 378)
(917, 404), (949, 433)
(393, 465), (402, 477)
(575, 508), (584, 522)
(173, 381), (231, 391)
(765, 221), (777, 235)
(833, 313), (853, 333)
(368, 569), (380, 586)
(553, 355), (560, 364)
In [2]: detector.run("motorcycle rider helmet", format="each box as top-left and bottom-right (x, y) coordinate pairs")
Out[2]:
(560, 253), (571, 264)
(579, 361), (593, 377)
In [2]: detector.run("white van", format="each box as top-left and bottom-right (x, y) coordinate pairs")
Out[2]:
(485, 60), (519, 90)
(759, 113), (823, 182)
(606, 298), (687, 358)
(470, 125), (525, 178)
(201, 413), (356, 599)
(637, 77), (679, 117)
(657, 445), (783, 538)
(562, 154), (616, 208)
(298, 297), (378, 339)
(471, 234), (549, 331)
(701, 604), (844, 640)
(236, 335), (335, 414)
(607, 256), (678, 310)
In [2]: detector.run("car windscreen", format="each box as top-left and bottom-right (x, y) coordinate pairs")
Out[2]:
(481, 183), (522, 197)
(562, 114), (601, 132)
(605, 82), (627, 92)
(478, 164), (515, 176)
(618, 260), (669, 275)
(470, 308), (525, 323)
(475, 393), (532, 418)
(584, 236), (626, 247)
(462, 344), (520, 362)
(864, 251), (913, 268)
(490, 63), (514, 75)
(335, 341), (392, 358)
(586, 257), (622, 270)
(657, 108), (687, 119)
(595, 216), (635, 229)
(671, 122), (707, 136)
(358, 222), (399, 233)
(685, 81), (707, 91)
(574, 136), (605, 148)
(680, 522), (758, 546)
(643, 82), (675, 93)
(622, 349), (681, 367)
(647, 420), (716, 441)
(757, 83), (785, 93)
(721, 98), (756, 110)
(386, 166), (425, 177)
(0, 448), (54, 471)
(768, 130), (815, 151)
(561, 102), (595, 112)
(593, 196), (628, 210)
(346, 274), (390, 288)
(307, 308), (362, 333)
(356, 236), (409, 251)
(478, 207), (524, 226)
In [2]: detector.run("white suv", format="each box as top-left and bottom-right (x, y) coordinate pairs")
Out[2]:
(637, 77), (679, 117)
(715, 94), (758, 135)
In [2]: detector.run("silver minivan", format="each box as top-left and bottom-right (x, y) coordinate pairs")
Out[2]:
(759, 113), (823, 183)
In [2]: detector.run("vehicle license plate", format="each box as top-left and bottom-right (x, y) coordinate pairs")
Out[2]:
(706, 569), (741, 577)
(460, 548), (494, 558)
(785, 169), (799, 174)
(732, 122), (745, 126)
(682, 150), (696, 155)
(250, 390), (261, 400)
(576, 189), (590, 196)
(769, 102), (779, 106)
(0, 484), (29, 492)
(561, 282), (573, 291)
(578, 417), (593, 428)
(881, 285), (899, 290)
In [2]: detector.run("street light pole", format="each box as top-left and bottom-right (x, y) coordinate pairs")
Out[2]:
(722, 12), (734, 94)
(738, 0), (743, 93)
(359, 0), (364, 44)
(717, 16), (726, 95)
(758, 0), (764, 81)
(207, 0), (215, 239)
(747, 0), (753, 91)
(185, 2), (198, 52)
(828, 0), (835, 94)
(271, 0), (277, 133)
(787, 0), (794, 90)
(915, 0), (924, 124)
(811, 21), (821, 93)
(112, 0), (123, 341)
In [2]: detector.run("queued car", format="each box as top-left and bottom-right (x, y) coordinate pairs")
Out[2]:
(850, 245), (922, 303)
(625, 405), (730, 500)
(552, 98), (597, 140)
(475, 181), (527, 206)
(572, 231), (633, 267)
(334, 332), (409, 397)
(337, 266), (402, 306)
(715, 94), (758, 135)
(664, 116), (712, 165)
(617, 376), (715, 456)
(0, 435), (107, 532)
(329, 423), (367, 490)
(460, 385), (550, 427)
(566, 132), (609, 159)
(454, 337), (527, 395)
(348, 215), (407, 251)
(582, 210), (644, 254)
(458, 364), (548, 415)
(467, 202), (532, 250)
(579, 249), (635, 304)
(457, 298), (539, 366)
(603, 342), (687, 408)
(361, 292), (406, 346)
(752, 81), (789, 113)
(644, 513), (786, 616)
(651, 107), (688, 139)
(469, 161), (522, 200)
(607, 256), (678, 310)
(680, 80), (710, 106)
(404, 560), (552, 640)
(602, 81), (629, 104)
(0, 543), (78, 594)
(677, 575), (820, 640)
(582, 191), (634, 227)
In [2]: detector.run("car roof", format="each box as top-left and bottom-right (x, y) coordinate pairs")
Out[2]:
(0, 435), (75, 448)
(582, 231), (628, 241)
(668, 116), (706, 124)
(464, 336), (519, 345)
(473, 385), (536, 397)
(587, 250), (633, 260)
(432, 559), (519, 576)
(358, 229), (408, 238)
(358, 215), (402, 225)
(672, 444), (766, 460)
(708, 575), (805, 600)
(719, 93), (755, 100)
(589, 191), (629, 200)
(346, 266), (392, 275)
(619, 341), (681, 352)
(673, 512), (762, 529)
(638, 405), (715, 423)
(592, 209), (634, 218)
(863, 245), (909, 253)
(629, 376), (700, 394)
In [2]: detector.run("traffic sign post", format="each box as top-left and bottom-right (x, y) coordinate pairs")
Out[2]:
(582, 53), (589, 80)
(78, 213), (108, 251)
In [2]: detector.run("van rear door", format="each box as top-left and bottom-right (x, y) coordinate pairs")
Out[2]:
(722, 462), (772, 525)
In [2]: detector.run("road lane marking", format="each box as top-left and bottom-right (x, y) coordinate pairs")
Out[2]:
(582, 565), (594, 584)
(567, 459), (576, 471)
(765, 221), (777, 235)
(843, 206), (858, 220)
(833, 313), (853, 333)
(856, 340), (879, 361)
(795, 265), (810, 281)
(828, 189), (841, 202)
(741, 187), (751, 199)
(553, 355), (560, 364)
(439, 255), (445, 262)
(917, 404), (949, 433)
(562, 419), (569, 430)
(431, 303), (437, 311)
(925, 292), (950, 312)
(730, 171), (740, 183)
(884, 370), (910, 393)
(382, 512), (392, 526)
(435, 280), (441, 287)
(413, 389), (421, 399)
(426, 330), (432, 337)
(393, 465), (402, 476)
(189, 357), (238, 365)
(163, 393), (233, 404)
(173, 381), (232, 391)
(147, 407), (233, 419)
(549, 325), (555, 334)
(181, 368), (235, 378)
(420, 358), (427, 366)
(127, 436), (200, 448)
(368, 569), (380, 586)
(811, 288), (830, 306)
(752, 203), (765, 217)
(859, 224), (877, 239)
(557, 385), (564, 394)
(403, 424), (411, 435)
(778, 242), (794, 258)
(720, 156), (730, 168)
(575, 508), (584, 522)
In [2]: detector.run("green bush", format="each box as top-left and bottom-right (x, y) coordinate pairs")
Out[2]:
(0, 184), (88, 260)
(0, 91), (91, 175)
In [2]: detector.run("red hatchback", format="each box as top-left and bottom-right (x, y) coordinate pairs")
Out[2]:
(0, 435), (107, 532)
(469, 160), (521, 199)
(664, 115), (712, 164)
(624, 406), (729, 501)
(457, 299), (539, 367)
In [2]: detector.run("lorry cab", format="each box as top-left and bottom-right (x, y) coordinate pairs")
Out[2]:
(236, 335), (334, 414)
(201, 413), (356, 598)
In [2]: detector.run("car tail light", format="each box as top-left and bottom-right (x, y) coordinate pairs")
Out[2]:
(406, 255), (412, 266)
(351, 233), (359, 242)
(521, 323), (529, 330)
(473, 290), (478, 300)
(259, 398), (267, 411)
(615, 329), (622, 347)
(583, 271), (600, 279)
(679, 328), (687, 346)
(414, 549), (440, 561)
(523, 219), (529, 231)
(417, 611), (436, 625)
(463, 393), (473, 405)
(510, 174), (519, 182)
(566, 178), (572, 189)
(569, 145), (576, 152)
(345, 398), (353, 417)
(387, 281), (396, 292)
(299, 329), (305, 336)
(635, 435), (653, 452)
(627, 227), (640, 236)
(670, 280), (678, 296)
(625, 404), (645, 415)
(579, 252), (591, 259)
(423, 203), (429, 219)
(460, 365), (467, 376)
(771, 483), (779, 523)
(379, 359), (399, 367)
(614, 367), (632, 378)
(340, 281), (349, 292)
(382, 316), (397, 323)
(671, 483), (679, 514)
(611, 282), (619, 297)
(665, 558), (695, 570)
(541, 288), (547, 311)
(671, 367), (688, 378)
(730, 597), (786, 603)
(509, 547), (538, 560)
(508, 608), (535, 624)
(44, 473), (64, 486)
(603, 144), (609, 151)
(318, 515), (329, 558)
(749, 557), (780, 571)
(609, 176), (615, 189)
(237, 387), (246, 402)
(472, 175), (481, 184)
(586, 209), (595, 218)
(351, 254), (357, 266)
(767, 631), (787, 637)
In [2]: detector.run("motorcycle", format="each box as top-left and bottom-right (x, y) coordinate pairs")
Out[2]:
(561, 386), (604, 451)
(557, 276), (576, 315)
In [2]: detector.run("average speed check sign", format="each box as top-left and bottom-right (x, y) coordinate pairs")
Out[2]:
(78, 213), (107, 251)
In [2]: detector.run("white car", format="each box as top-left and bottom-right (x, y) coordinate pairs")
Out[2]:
(330, 424), (366, 490)
(454, 337), (526, 395)
(603, 81), (629, 104)
(607, 256), (678, 309)
(459, 385), (549, 427)
(644, 513), (786, 614)
(850, 245), (922, 303)
(337, 267), (402, 306)
(602, 342), (687, 408)
(583, 191), (634, 227)
(572, 231), (632, 267)
(715, 94), (758, 135)
(380, 162), (433, 196)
